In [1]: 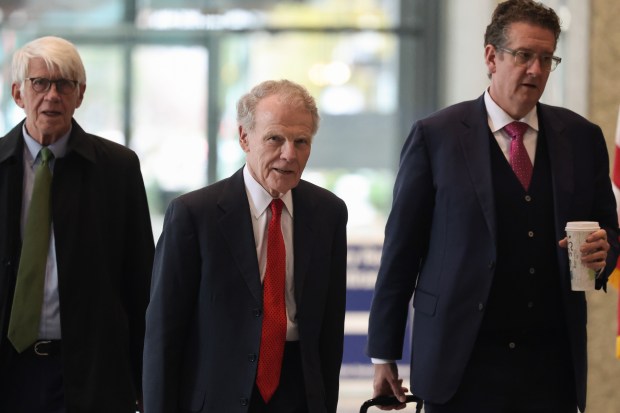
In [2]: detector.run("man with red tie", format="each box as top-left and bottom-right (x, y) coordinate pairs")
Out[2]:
(143, 79), (348, 413)
(367, 1), (619, 412)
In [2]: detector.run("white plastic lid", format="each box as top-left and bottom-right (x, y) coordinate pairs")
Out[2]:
(565, 221), (600, 231)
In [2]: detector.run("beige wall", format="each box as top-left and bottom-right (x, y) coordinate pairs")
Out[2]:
(588, 1), (620, 412)
(591, 0), (620, 152)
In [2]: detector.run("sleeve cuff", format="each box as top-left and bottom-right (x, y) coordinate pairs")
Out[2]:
(371, 358), (395, 364)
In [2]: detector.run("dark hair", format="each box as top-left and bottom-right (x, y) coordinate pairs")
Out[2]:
(484, 0), (561, 50)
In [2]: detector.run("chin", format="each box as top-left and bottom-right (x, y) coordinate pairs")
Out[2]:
(270, 183), (298, 196)
(274, 187), (293, 195)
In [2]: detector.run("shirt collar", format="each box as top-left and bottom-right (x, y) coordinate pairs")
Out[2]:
(484, 89), (538, 133)
(243, 165), (293, 219)
(22, 124), (71, 164)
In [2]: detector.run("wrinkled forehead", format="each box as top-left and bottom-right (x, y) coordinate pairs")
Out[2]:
(27, 57), (53, 74)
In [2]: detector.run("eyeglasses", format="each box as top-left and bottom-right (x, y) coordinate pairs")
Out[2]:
(496, 46), (562, 72)
(27, 77), (79, 94)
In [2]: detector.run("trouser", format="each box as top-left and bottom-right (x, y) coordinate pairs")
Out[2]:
(0, 340), (65, 413)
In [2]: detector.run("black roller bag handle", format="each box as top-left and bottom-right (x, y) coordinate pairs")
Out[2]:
(359, 394), (424, 413)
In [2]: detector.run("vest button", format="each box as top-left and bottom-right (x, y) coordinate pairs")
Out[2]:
(248, 353), (257, 362)
(508, 342), (516, 349)
(478, 302), (484, 311)
(240, 398), (249, 406)
(527, 301), (534, 309)
(253, 308), (262, 317)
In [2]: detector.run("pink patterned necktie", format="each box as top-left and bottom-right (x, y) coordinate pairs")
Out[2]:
(256, 199), (287, 403)
(505, 121), (533, 190)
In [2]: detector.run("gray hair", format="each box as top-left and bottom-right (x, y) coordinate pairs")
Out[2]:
(12, 36), (86, 93)
(236, 79), (319, 136)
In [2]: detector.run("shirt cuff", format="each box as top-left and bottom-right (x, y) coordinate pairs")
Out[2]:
(371, 358), (395, 364)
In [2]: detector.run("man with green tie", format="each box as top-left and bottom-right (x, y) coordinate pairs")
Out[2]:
(0, 36), (154, 413)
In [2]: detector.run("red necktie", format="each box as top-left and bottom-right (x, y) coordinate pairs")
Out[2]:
(505, 121), (533, 190)
(256, 199), (287, 403)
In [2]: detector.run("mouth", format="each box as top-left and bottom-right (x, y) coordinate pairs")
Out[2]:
(41, 110), (62, 117)
(273, 167), (294, 175)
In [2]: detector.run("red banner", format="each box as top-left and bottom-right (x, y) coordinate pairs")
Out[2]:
(611, 106), (620, 359)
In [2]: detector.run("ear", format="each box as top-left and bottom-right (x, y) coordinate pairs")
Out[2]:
(11, 83), (25, 109)
(484, 44), (498, 76)
(239, 125), (250, 153)
(75, 84), (86, 108)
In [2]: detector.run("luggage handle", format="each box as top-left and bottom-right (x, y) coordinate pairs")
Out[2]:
(359, 395), (424, 413)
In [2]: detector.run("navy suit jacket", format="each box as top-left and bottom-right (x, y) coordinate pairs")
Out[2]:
(143, 167), (348, 413)
(367, 95), (619, 412)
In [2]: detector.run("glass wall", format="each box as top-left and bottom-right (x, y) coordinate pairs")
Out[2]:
(0, 1), (437, 411)
(0, 0), (594, 411)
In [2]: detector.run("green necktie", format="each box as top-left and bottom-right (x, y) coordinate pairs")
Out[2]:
(8, 147), (54, 353)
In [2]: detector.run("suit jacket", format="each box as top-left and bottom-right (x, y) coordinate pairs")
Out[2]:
(143, 168), (348, 413)
(367, 95), (620, 412)
(0, 119), (154, 412)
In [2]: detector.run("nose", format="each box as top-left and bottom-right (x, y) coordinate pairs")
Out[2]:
(280, 140), (297, 161)
(44, 83), (62, 100)
(526, 57), (544, 76)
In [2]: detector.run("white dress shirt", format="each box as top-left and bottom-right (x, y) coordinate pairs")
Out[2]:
(243, 165), (299, 341)
(484, 89), (538, 165)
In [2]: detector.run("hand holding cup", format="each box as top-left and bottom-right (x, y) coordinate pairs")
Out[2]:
(559, 222), (609, 291)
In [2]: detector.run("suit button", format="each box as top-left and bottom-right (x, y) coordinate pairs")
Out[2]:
(488, 261), (495, 270)
(529, 267), (535, 274)
(478, 302), (484, 311)
(253, 308), (262, 317)
(508, 342), (516, 349)
(240, 398), (249, 406)
(528, 231), (534, 238)
(248, 353), (257, 362)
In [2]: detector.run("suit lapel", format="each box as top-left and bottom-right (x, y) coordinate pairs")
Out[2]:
(458, 96), (497, 244)
(291, 183), (315, 309)
(216, 173), (317, 307)
(0, 123), (26, 240)
(217, 169), (263, 304)
(0, 124), (25, 333)
(538, 105), (573, 242)
(459, 100), (574, 281)
(0, 121), (26, 164)
(51, 122), (94, 289)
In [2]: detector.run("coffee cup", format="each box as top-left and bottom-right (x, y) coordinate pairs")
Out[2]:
(565, 221), (600, 291)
